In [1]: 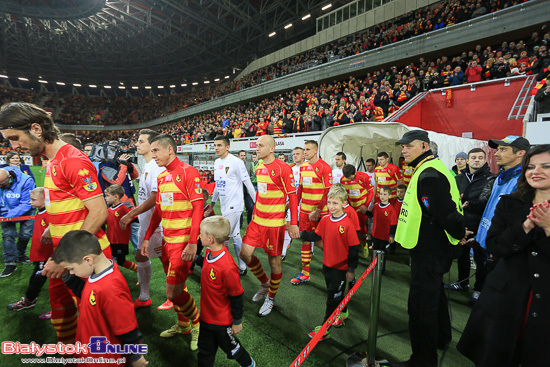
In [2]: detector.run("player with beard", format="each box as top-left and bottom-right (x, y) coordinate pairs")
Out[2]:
(0, 102), (110, 344)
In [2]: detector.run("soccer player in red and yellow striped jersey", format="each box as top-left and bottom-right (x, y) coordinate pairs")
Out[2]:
(341, 164), (374, 256)
(241, 135), (299, 317)
(374, 151), (403, 201)
(0, 102), (110, 345)
(143, 134), (203, 351)
(292, 140), (333, 284)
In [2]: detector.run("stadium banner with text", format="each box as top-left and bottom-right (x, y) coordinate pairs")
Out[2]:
(289, 256), (378, 367)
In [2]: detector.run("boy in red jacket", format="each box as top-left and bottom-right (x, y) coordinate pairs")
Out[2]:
(197, 216), (255, 367)
(372, 186), (398, 272)
(105, 185), (137, 272)
(7, 187), (52, 318)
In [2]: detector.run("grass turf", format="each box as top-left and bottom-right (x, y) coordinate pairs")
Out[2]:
(0, 166), (476, 366)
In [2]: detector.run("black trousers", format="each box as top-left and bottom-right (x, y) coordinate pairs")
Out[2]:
(322, 265), (347, 322)
(456, 243), (487, 292)
(240, 185), (254, 228)
(25, 261), (48, 302)
(198, 322), (252, 367)
(408, 254), (452, 367)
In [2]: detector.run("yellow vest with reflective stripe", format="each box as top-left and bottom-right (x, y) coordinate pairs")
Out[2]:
(395, 158), (463, 249)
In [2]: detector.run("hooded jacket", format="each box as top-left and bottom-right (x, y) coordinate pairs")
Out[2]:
(0, 166), (35, 218)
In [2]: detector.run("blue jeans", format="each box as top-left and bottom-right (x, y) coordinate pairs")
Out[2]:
(1, 220), (34, 265)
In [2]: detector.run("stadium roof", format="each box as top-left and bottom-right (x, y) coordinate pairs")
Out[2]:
(0, 0), (349, 86)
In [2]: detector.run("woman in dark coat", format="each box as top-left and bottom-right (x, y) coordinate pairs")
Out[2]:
(457, 144), (550, 367)
(1, 151), (34, 181)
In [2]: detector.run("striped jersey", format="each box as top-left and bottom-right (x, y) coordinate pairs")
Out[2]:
(401, 162), (414, 184)
(253, 159), (297, 227)
(43, 144), (109, 249)
(300, 159), (333, 215)
(341, 171), (374, 210)
(155, 159), (203, 244)
(374, 163), (402, 199)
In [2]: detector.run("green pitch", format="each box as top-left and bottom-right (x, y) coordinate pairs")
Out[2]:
(0, 166), (475, 366)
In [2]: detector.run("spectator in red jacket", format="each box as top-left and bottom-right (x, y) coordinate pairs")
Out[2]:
(465, 60), (482, 83)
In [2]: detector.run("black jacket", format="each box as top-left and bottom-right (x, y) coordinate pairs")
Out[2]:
(408, 151), (465, 256)
(458, 193), (550, 367)
(455, 163), (495, 233)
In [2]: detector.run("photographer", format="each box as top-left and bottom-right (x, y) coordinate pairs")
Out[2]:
(465, 60), (482, 83)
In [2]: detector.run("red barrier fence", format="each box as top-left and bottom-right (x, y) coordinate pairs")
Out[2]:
(289, 256), (379, 367)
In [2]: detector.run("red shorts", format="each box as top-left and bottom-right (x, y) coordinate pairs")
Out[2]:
(243, 221), (286, 257)
(356, 211), (367, 237)
(299, 212), (320, 232)
(161, 242), (190, 285)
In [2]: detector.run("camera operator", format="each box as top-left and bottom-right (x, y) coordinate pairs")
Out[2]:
(95, 141), (139, 207)
(0, 167), (36, 277)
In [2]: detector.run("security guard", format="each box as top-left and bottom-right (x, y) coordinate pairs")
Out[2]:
(393, 130), (465, 367)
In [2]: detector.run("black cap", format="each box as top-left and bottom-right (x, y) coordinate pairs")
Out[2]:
(488, 135), (530, 151)
(396, 130), (430, 145)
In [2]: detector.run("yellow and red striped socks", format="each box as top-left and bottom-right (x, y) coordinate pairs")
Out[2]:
(122, 260), (137, 272)
(268, 272), (283, 298)
(301, 243), (313, 276)
(173, 290), (200, 327)
(249, 256), (269, 284)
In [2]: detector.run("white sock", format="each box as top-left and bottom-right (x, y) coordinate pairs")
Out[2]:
(282, 231), (291, 257)
(137, 260), (152, 301)
(230, 234), (246, 270)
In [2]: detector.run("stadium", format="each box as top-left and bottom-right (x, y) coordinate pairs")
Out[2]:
(0, 0), (549, 366)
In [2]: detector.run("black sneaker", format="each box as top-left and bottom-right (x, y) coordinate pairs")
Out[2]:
(18, 256), (31, 264)
(239, 268), (247, 276)
(444, 282), (469, 292)
(7, 297), (36, 311)
(0, 265), (17, 278)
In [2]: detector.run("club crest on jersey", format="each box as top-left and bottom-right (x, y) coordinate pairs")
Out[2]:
(115, 211), (120, 217)
(209, 268), (217, 281)
(385, 211), (388, 216)
(225, 167), (230, 174)
(52, 165), (57, 176)
(195, 188), (202, 194)
(271, 170), (276, 176)
(315, 167), (319, 172)
(176, 175), (181, 183)
(339, 225), (345, 234)
(41, 219), (46, 227)
(82, 176), (98, 192)
(89, 290), (97, 306)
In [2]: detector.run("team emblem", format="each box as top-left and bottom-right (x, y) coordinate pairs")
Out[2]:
(385, 211), (388, 216)
(209, 268), (217, 281)
(315, 167), (319, 172)
(78, 169), (90, 177)
(115, 211), (120, 217)
(195, 188), (202, 194)
(89, 290), (97, 306)
(82, 176), (98, 192)
(176, 175), (181, 183)
(52, 165), (57, 176)
(41, 219), (46, 227)
(225, 167), (230, 174)
(339, 225), (345, 234)
(271, 170), (275, 176)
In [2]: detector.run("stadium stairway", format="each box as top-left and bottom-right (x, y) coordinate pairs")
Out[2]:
(384, 75), (531, 141)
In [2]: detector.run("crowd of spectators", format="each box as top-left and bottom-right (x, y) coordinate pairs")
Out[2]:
(61, 28), (546, 147)
(1, 0), (529, 130)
